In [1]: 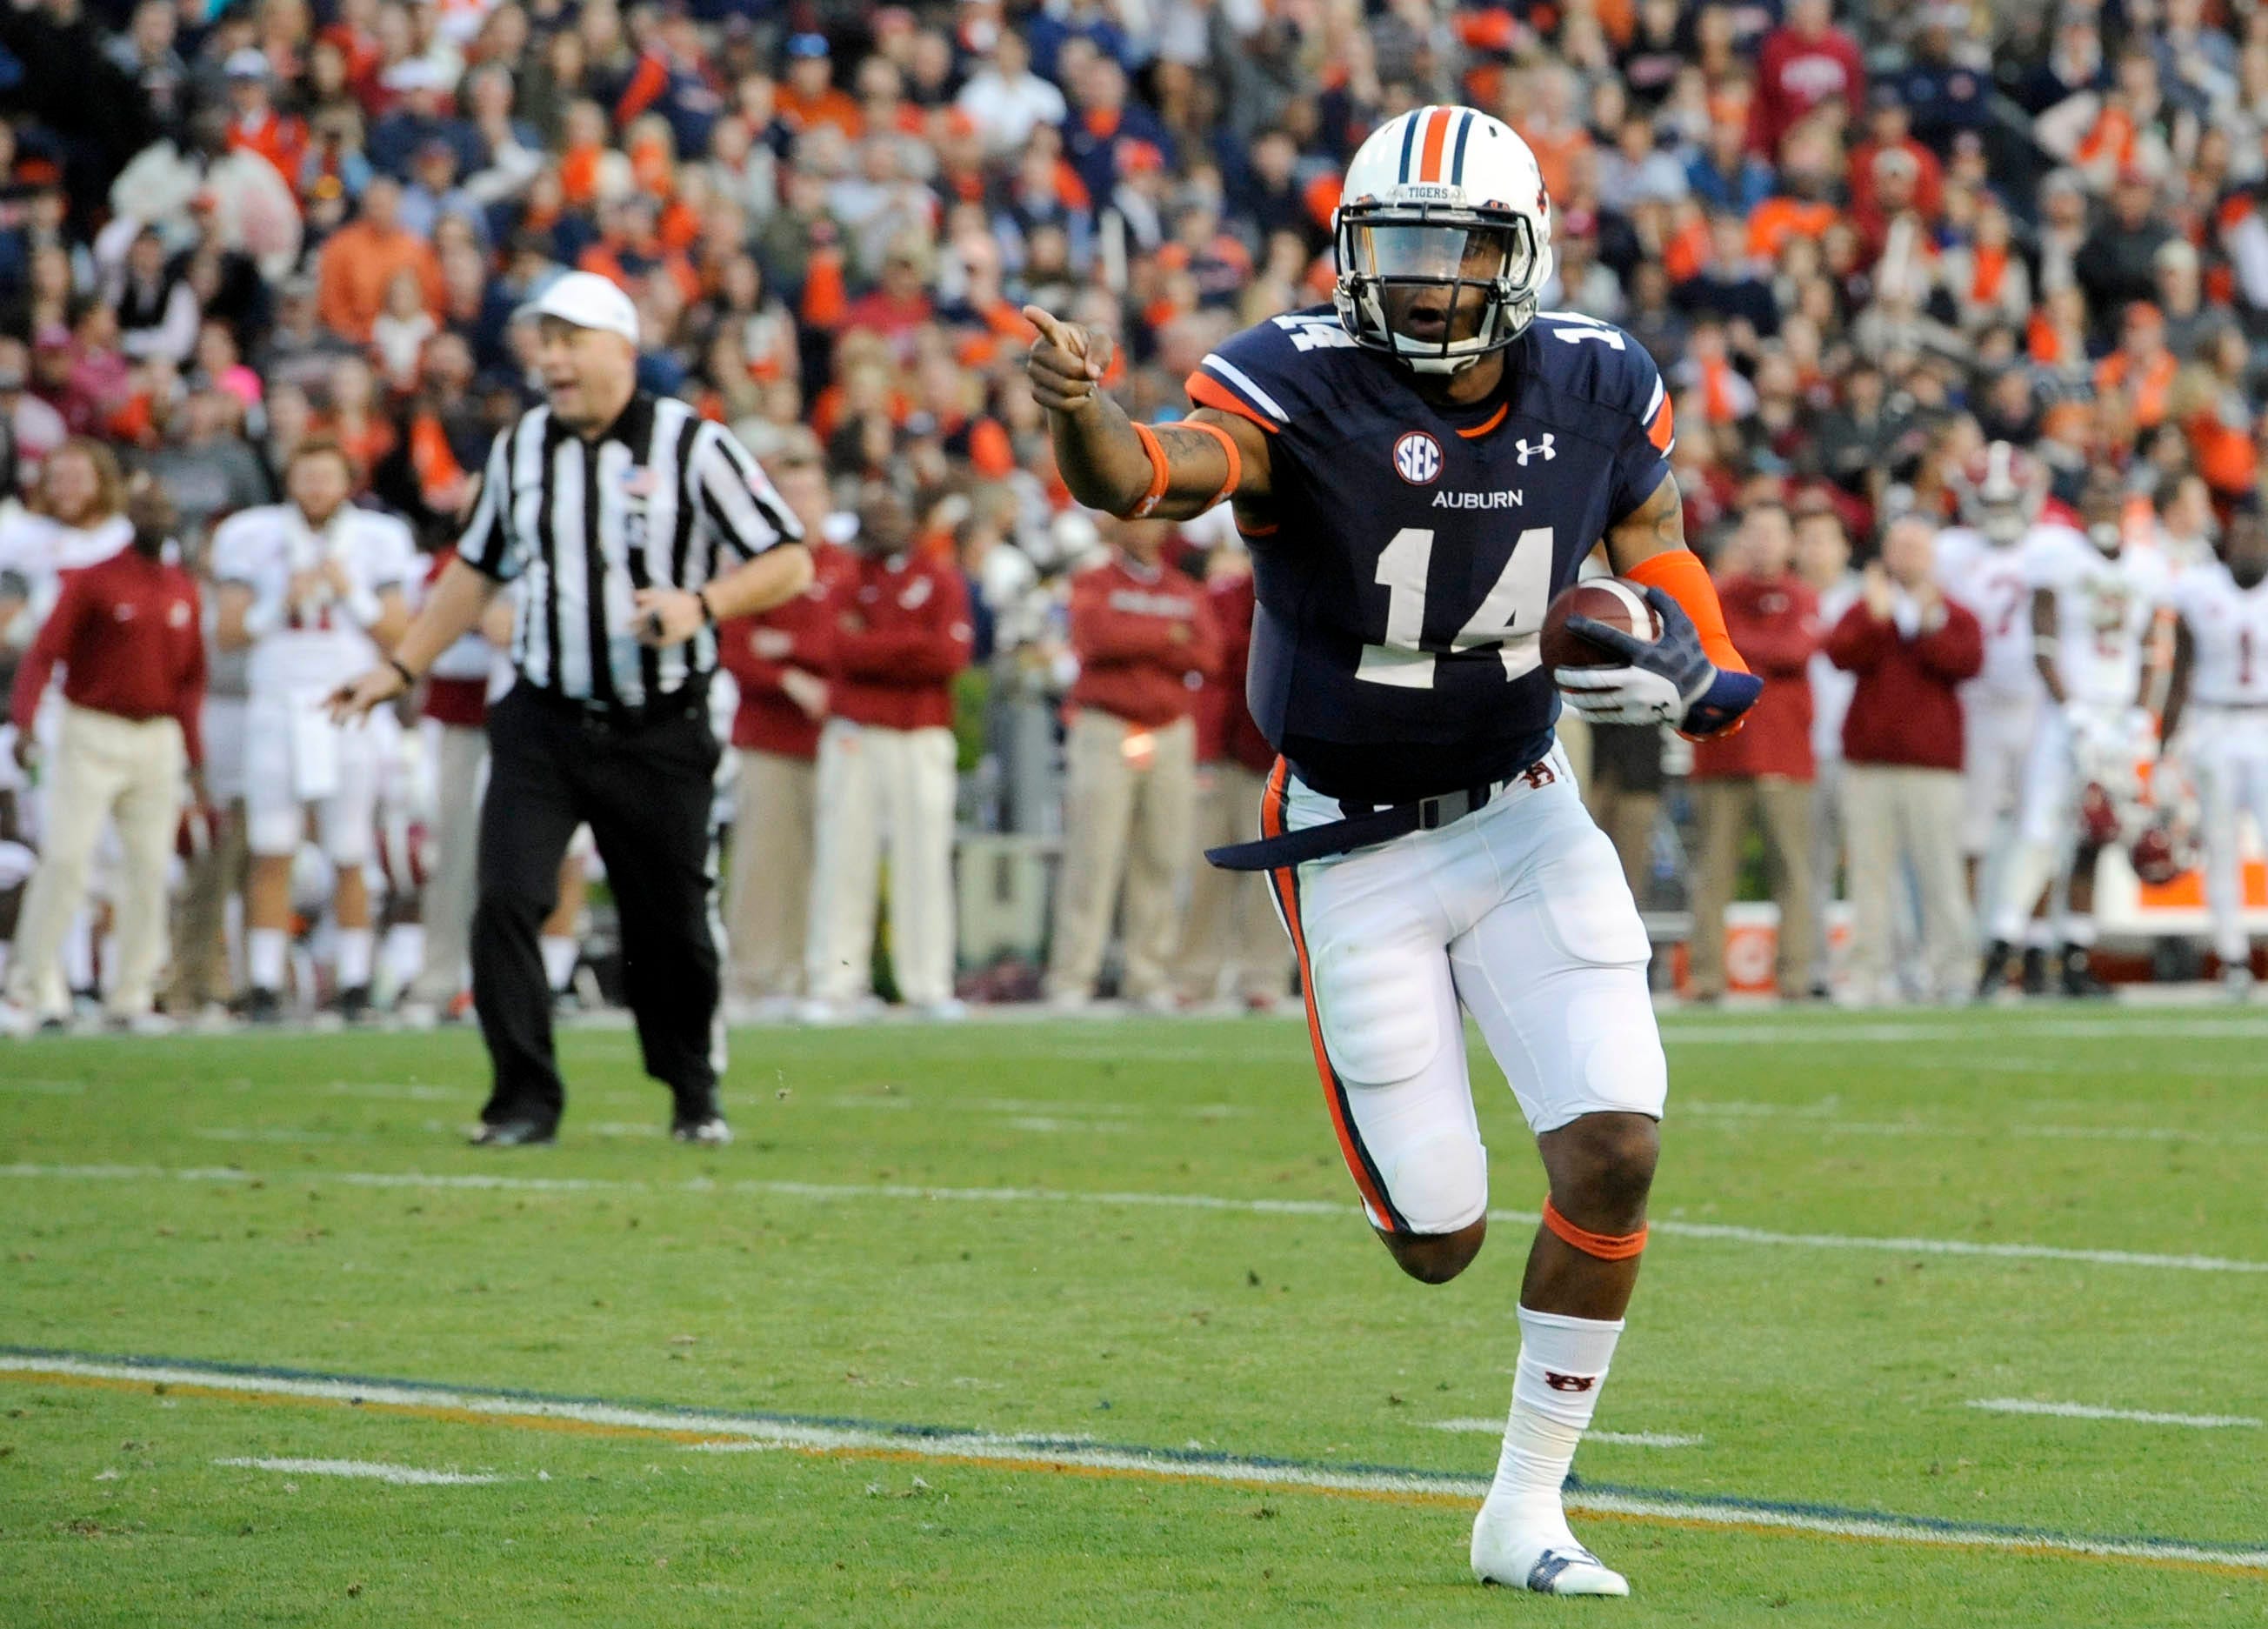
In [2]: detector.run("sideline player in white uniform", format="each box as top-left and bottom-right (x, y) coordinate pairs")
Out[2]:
(1978, 464), (2169, 998)
(1935, 443), (2044, 904)
(211, 439), (414, 1020)
(1028, 107), (1760, 1596)
(2160, 510), (2268, 997)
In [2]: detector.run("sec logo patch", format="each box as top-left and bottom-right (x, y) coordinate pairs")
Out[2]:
(1392, 431), (1444, 485)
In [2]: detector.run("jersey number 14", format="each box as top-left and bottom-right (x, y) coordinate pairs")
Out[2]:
(1356, 525), (1552, 690)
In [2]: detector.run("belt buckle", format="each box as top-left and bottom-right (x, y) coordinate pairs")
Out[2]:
(1421, 789), (1471, 830)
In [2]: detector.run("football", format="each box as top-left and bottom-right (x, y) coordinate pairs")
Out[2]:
(1540, 578), (1663, 671)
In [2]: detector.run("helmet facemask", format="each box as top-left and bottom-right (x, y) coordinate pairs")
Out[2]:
(1334, 202), (1551, 376)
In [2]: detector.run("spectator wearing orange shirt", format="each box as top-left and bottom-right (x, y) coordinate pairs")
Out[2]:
(2095, 302), (2178, 435)
(223, 50), (307, 187)
(315, 177), (444, 344)
(776, 34), (862, 140)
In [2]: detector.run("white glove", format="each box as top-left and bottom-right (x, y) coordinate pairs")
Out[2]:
(1552, 663), (1687, 725)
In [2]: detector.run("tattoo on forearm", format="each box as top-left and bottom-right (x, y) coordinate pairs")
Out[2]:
(1154, 426), (1231, 496)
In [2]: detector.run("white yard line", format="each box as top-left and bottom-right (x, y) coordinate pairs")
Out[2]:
(6, 1162), (2265, 1275)
(4, 1356), (2257, 1573)
(1425, 1419), (1702, 1447)
(1968, 1399), (2262, 1429)
(212, 1456), (504, 1485)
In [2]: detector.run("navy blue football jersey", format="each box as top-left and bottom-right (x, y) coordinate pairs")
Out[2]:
(1187, 304), (1675, 804)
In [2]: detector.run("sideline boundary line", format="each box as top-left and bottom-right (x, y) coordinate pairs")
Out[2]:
(5, 1162), (2265, 1276)
(3, 1349), (2262, 1579)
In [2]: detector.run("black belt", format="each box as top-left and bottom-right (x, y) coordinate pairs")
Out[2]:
(517, 679), (708, 734)
(1206, 780), (1501, 872)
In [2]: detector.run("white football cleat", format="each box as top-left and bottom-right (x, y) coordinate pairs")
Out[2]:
(1471, 1499), (1630, 1597)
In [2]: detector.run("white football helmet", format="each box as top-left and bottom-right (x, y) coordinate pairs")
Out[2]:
(1333, 105), (1554, 376)
(1958, 441), (2043, 546)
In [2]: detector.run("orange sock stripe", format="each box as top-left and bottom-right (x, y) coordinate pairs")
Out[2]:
(1624, 548), (1747, 675)
(1264, 759), (1402, 1234)
(1541, 1196), (1649, 1261)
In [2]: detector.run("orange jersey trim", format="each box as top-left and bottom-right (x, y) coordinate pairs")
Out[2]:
(1456, 402), (1510, 440)
(1185, 372), (1281, 434)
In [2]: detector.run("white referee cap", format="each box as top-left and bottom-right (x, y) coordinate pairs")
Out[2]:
(519, 271), (640, 347)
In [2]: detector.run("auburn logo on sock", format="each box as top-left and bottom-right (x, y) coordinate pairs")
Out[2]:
(1543, 1371), (1598, 1393)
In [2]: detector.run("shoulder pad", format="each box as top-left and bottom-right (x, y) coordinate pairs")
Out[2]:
(1184, 305), (1352, 432)
(1528, 312), (1668, 430)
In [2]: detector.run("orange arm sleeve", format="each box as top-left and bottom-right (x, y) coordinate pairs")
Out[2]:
(1625, 549), (1749, 675)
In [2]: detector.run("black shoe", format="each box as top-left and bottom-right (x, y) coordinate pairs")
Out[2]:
(1974, 940), (2013, 1001)
(2020, 946), (2049, 998)
(336, 985), (372, 1025)
(2059, 945), (2111, 999)
(242, 987), (283, 1025)
(470, 1118), (558, 1147)
(670, 1112), (732, 1145)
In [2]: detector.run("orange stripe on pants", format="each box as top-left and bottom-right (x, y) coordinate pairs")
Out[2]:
(1262, 758), (1401, 1232)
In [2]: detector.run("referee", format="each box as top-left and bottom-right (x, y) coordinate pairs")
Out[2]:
(330, 273), (810, 1146)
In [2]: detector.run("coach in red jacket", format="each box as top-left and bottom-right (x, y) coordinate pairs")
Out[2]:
(1827, 514), (1985, 1004)
(716, 433), (846, 1011)
(1687, 503), (1822, 1001)
(1178, 549), (1290, 1011)
(3, 480), (203, 1031)
(1046, 516), (1220, 1010)
(802, 477), (974, 1020)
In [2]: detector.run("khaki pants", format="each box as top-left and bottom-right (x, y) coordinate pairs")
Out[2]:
(1688, 775), (1816, 999)
(1842, 764), (1971, 1002)
(409, 720), (488, 1005)
(8, 703), (184, 1019)
(167, 809), (245, 1010)
(1180, 760), (1293, 1004)
(805, 720), (957, 1006)
(727, 747), (815, 999)
(1047, 710), (1196, 1001)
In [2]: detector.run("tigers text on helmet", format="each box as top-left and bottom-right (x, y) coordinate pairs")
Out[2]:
(1333, 106), (1555, 377)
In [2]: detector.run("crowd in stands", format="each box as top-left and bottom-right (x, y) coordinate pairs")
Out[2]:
(3, 0), (2266, 1025)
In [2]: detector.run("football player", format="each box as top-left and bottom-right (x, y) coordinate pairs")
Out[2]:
(2159, 506), (2268, 997)
(211, 439), (415, 1021)
(1977, 464), (2170, 998)
(1026, 106), (1758, 1597)
(1935, 444), (2047, 969)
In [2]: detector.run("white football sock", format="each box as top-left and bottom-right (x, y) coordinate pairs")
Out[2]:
(1486, 1307), (1624, 1534)
(541, 935), (578, 992)
(1990, 843), (2057, 942)
(2064, 913), (2097, 949)
(384, 924), (424, 990)
(64, 908), (94, 992)
(335, 928), (374, 990)
(248, 928), (288, 993)
(2022, 918), (2055, 951)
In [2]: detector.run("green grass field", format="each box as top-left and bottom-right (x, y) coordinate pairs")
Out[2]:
(3, 1007), (2265, 1626)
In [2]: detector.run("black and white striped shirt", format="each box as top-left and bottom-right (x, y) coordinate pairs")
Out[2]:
(459, 392), (801, 709)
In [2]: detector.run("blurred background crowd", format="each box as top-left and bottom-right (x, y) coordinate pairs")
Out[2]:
(2, 0), (2265, 1031)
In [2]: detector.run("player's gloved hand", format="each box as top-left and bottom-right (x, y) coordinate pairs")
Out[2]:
(1554, 585), (1762, 737)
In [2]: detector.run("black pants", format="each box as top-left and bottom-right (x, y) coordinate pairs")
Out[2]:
(472, 684), (723, 1129)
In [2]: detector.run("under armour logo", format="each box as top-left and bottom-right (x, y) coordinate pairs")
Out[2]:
(1543, 1371), (1596, 1393)
(1515, 435), (1556, 465)
(1521, 761), (1557, 791)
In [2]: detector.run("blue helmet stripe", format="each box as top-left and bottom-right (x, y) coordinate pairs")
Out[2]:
(1450, 110), (1474, 187)
(1397, 107), (1425, 183)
